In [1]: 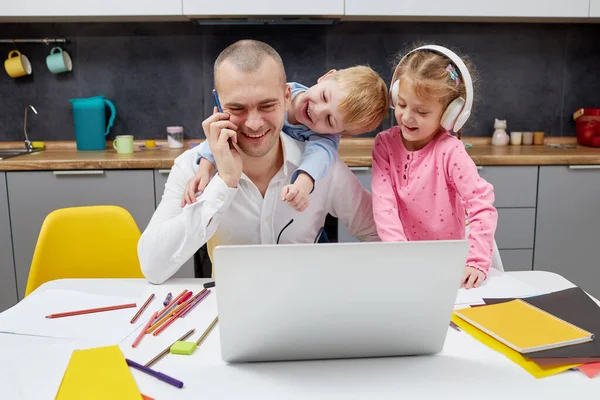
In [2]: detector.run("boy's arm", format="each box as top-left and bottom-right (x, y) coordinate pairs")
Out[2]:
(291, 133), (340, 187)
(138, 151), (236, 284)
(195, 139), (217, 166)
(445, 144), (498, 276)
(371, 134), (408, 241)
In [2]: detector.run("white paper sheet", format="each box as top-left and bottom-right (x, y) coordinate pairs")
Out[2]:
(455, 269), (547, 305)
(0, 334), (76, 400)
(0, 289), (144, 345)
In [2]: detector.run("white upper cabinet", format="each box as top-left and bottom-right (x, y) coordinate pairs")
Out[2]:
(345, 0), (590, 18)
(1, 0), (182, 17)
(591, 0), (600, 17)
(183, 0), (344, 16)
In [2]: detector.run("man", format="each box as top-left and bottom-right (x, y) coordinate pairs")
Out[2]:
(139, 40), (378, 284)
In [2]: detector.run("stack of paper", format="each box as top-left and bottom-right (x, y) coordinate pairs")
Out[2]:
(0, 289), (143, 345)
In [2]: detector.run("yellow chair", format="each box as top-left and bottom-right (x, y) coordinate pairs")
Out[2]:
(24, 205), (144, 296)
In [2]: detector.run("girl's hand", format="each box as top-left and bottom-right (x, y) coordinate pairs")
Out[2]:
(461, 266), (486, 289)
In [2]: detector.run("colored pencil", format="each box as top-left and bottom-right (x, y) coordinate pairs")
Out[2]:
(155, 289), (187, 316)
(130, 293), (155, 324)
(126, 358), (184, 388)
(196, 316), (219, 346)
(145, 328), (196, 367)
(180, 290), (211, 318)
(177, 289), (206, 317)
(146, 302), (188, 334)
(132, 311), (158, 348)
(152, 304), (190, 337)
(141, 395), (154, 400)
(45, 303), (137, 319)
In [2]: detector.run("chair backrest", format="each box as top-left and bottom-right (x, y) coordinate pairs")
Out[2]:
(24, 205), (144, 296)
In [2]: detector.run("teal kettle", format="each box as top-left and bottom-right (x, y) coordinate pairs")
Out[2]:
(69, 96), (116, 150)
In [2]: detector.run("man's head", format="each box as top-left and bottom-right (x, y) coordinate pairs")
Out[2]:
(291, 66), (389, 136)
(214, 40), (290, 158)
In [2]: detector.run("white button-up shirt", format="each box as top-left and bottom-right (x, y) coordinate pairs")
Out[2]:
(139, 133), (379, 284)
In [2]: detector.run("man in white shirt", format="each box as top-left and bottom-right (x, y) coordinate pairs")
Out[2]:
(139, 40), (378, 284)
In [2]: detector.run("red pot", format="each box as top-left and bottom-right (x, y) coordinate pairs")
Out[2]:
(574, 108), (600, 147)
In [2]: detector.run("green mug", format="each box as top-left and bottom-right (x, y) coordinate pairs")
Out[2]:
(112, 135), (134, 154)
(46, 47), (72, 74)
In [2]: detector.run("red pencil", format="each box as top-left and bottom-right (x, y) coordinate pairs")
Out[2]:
(152, 304), (190, 336)
(155, 289), (188, 316)
(45, 303), (137, 319)
(132, 311), (158, 348)
(130, 293), (155, 324)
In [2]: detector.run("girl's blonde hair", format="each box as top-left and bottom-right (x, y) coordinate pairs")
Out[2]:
(391, 45), (477, 136)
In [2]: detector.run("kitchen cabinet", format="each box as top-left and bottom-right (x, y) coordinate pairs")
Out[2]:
(478, 166), (538, 271)
(338, 167), (372, 243)
(534, 166), (600, 298)
(154, 169), (195, 278)
(591, 0), (600, 16)
(7, 170), (155, 299)
(0, 173), (18, 312)
(183, 0), (344, 16)
(1, 0), (182, 17)
(344, 0), (590, 18)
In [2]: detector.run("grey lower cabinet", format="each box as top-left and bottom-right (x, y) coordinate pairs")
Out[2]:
(0, 173), (17, 312)
(534, 166), (600, 298)
(338, 167), (372, 243)
(7, 170), (156, 299)
(154, 169), (195, 278)
(478, 166), (538, 271)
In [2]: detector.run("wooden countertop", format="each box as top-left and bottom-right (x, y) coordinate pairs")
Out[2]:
(0, 137), (599, 171)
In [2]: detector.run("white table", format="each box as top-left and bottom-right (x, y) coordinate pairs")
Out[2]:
(1, 271), (598, 399)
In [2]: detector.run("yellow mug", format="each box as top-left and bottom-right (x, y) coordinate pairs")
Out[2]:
(5, 50), (32, 78)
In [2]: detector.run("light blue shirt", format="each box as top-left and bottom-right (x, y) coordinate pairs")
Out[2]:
(196, 82), (340, 186)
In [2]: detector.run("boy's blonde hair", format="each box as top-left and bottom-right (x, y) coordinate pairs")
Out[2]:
(328, 66), (389, 135)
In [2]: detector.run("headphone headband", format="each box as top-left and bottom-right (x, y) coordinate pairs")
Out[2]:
(390, 45), (473, 132)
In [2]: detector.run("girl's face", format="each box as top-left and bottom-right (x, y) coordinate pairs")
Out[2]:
(394, 78), (445, 151)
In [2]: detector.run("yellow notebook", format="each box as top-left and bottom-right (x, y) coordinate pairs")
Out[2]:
(455, 299), (594, 354)
(55, 345), (142, 400)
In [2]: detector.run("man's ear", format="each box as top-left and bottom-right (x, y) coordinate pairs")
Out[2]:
(284, 83), (292, 105)
(317, 69), (337, 83)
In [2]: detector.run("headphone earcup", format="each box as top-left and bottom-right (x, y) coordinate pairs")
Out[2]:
(389, 79), (400, 108)
(440, 97), (465, 132)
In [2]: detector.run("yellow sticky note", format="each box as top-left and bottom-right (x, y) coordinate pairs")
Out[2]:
(56, 345), (141, 400)
(451, 313), (580, 379)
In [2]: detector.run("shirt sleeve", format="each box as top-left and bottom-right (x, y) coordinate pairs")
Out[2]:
(137, 153), (237, 284)
(445, 145), (498, 276)
(371, 134), (407, 241)
(327, 157), (380, 242)
(291, 133), (340, 185)
(195, 140), (216, 166)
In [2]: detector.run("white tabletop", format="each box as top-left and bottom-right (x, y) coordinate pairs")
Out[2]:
(1, 271), (598, 399)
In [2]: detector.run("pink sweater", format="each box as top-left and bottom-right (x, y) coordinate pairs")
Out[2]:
(371, 127), (498, 275)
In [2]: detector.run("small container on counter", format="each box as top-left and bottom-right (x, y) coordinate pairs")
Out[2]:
(522, 132), (533, 145)
(167, 126), (184, 149)
(533, 131), (545, 145)
(510, 131), (522, 145)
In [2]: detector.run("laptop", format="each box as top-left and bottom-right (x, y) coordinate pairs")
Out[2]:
(213, 240), (469, 363)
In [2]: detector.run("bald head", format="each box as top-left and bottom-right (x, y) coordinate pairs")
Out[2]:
(214, 40), (287, 91)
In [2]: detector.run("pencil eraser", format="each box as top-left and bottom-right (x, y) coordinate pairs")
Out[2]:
(170, 341), (197, 355)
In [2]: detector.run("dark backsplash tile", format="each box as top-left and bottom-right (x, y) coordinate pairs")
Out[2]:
(0, 21), (598, 141)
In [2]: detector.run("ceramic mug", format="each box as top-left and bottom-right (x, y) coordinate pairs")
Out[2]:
(46, 47), (72, 74)
(113, 135), (134, 154)
(4, 50), (32, 78)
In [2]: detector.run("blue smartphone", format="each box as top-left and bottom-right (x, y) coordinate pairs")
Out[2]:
(212, 89), (223, 112)
(212, 89), (232, 147)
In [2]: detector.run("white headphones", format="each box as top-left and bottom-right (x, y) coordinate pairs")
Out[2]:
(389, 45), (473, 133)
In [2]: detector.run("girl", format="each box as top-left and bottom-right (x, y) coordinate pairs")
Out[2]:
(372, 45), (497, 289)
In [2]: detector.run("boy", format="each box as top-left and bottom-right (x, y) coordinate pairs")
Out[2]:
(181, 65), (388, 211)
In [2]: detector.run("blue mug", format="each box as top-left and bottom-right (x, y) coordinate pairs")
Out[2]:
(46, 47), (72, 74)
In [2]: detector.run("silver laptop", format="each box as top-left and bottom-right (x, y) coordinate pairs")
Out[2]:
(213, 240), (469, 363)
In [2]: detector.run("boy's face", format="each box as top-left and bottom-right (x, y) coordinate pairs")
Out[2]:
(292, 73), (348, 135)
(394, 78), (444, 151)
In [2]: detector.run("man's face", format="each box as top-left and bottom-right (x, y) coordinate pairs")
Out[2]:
(215, 58), (289, 158)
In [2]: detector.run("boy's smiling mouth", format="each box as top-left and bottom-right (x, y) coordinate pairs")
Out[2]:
(304, 102), (313, 123)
